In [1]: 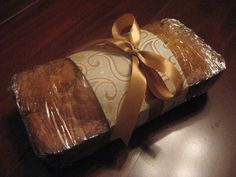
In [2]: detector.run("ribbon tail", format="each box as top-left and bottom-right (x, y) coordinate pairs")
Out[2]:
(111, 56), (147, 145)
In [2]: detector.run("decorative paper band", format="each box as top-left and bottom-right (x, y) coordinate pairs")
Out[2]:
(70, 29), (189, 127)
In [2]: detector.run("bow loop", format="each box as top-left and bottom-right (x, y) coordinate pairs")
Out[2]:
(112, 13), (140, 48)
(139, 51), (183, 97)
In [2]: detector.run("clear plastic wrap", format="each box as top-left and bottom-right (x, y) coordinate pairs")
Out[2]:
(11, 59), (110, 164)
(144, 19), (226, 85)
(11, 18), (226, 165)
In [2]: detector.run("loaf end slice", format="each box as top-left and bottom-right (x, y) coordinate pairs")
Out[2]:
(11, 58), (111, 165)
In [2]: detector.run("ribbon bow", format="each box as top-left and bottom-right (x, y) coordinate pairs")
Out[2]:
(108, 14), (183, 144)
(80, 14), (184, 144)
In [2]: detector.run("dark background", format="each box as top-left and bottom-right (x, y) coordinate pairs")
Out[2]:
(0, 0), (236, 177)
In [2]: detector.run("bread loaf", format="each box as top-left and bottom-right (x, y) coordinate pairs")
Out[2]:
(11, 18), (225, 165)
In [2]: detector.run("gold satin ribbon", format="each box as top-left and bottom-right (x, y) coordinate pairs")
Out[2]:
(80, 14), (184, 144)
(107, 14), (184, 144)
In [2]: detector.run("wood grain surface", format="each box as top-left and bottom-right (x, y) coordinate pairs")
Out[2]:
(0, 0), (236, 177)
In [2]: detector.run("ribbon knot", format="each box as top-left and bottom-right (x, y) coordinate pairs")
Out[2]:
(130, 47), (140, 56)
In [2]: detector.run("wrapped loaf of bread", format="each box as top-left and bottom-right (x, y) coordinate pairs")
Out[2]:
(11, 16), (226, 166)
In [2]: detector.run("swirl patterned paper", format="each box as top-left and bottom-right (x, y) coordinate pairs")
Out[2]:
(70, 30), (188, 127)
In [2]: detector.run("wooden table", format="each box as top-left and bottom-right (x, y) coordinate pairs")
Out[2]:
(0, 0), (236, 177)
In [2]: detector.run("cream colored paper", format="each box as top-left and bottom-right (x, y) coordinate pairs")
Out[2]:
(70, 29), (188, 127)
